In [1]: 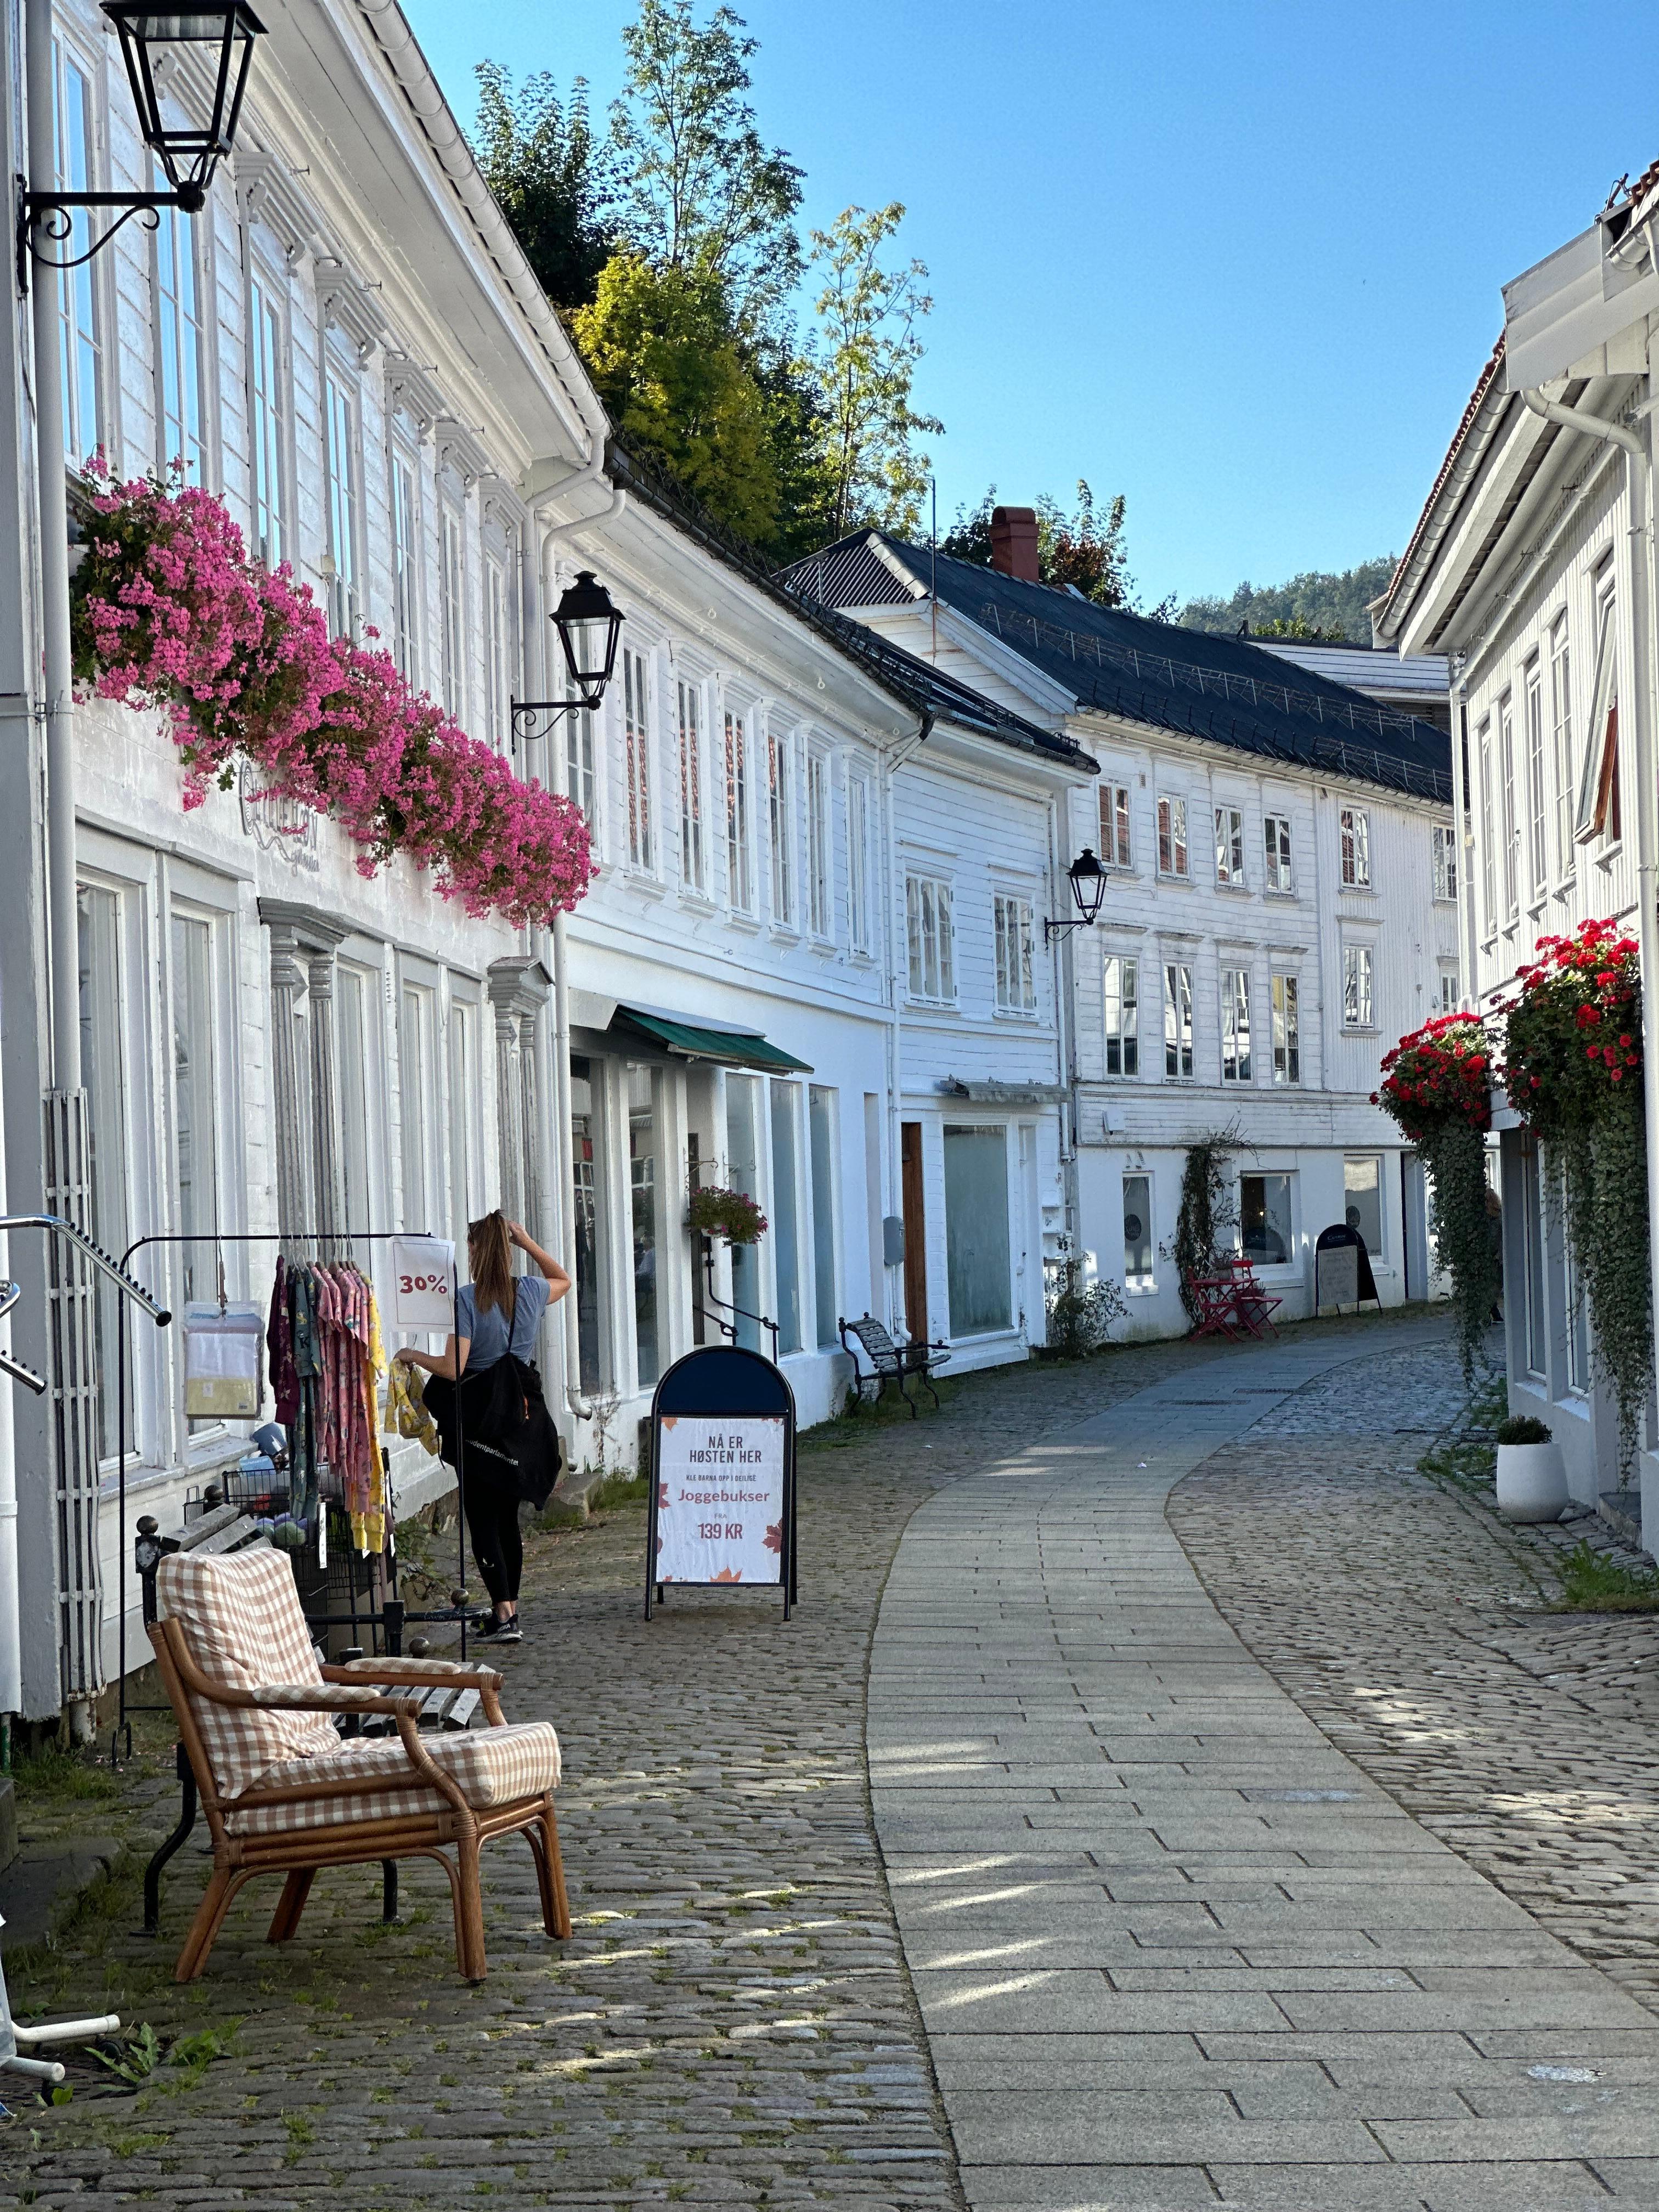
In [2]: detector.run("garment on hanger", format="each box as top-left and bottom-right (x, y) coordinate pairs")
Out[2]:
(385, 1356), (439, 1456)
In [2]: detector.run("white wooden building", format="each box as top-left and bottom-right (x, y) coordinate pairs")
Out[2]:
(1374, 157), (1659, 1533)
(786, 526), (1459, 1335)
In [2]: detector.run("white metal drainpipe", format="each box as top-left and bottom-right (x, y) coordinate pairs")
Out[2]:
(1521, 384), (1659, 1446)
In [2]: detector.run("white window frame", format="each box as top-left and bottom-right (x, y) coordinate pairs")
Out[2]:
(438, 501), (466, 722)
(247, 268), (287, 569)
(484, 551), (513, 755)
(805, 751), (831, 939)
(1264, 812), (1293, 893)
(1122, 1170), (1155, 1288)
(389, 438), (420, 682)
(1103, 954), (1138, 1077)
(565, 685), (597, 828)
(848, 771), (872, 955)
(1477, 716), (1496, 936)
(1339, 805), (1370, 888)
(992, 891), (1037, 1016)
(1524, 657), (1546, 899)
(678, 678), (706, 894)
(1575, 574), (1620, 845)
(323, 363), (362, 641)
(1220, 966), (1252, 1083)
(623, 648), (653, 872)
(1214, 805), (1246, 887)
(1156, 794), (1188, 878)
(1549, 614), (1573, 879)
(1498, 692), (1518, 917)
(1271, 972), (1300, 1085)
(1163, 961), (1193, 1079)
(905, 872), (955, 1004)
(767, 724), (795, 925)
(151, 162), (206, 479)
(53, 36), (104, 469)
(1437, 967), (1460, 1014)
(725, 706), (755, 915)
(1431, 823), (1457, 903)
(1098, 783), (1132, 870)
(1342, 943), (1374, 1030)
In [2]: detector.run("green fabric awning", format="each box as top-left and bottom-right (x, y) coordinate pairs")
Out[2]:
(612, 1007), (811, 1075)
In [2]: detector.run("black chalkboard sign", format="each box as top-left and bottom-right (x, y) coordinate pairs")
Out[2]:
(1314, 1222), (1380, 1313)
(645, 1347), (798, 1621)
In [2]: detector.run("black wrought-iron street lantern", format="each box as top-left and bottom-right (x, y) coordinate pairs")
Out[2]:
(512, 571), (625, 745)
(17, 2), (264, 289)
(1044, 848), (1107, 942)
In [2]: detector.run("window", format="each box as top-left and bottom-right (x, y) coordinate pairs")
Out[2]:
(1099, 783), (1132, 868)
(249, 274), (285, 567)
(78, 885), (132, 1462)
(770, 1082), (803, 1356)
(993, 894), (1036, 1014)
(678, 679), (704, 890)
(439, 506), (465, 720)
(1239, 1172), (1293, 1267)
(848, 775), (871, 955)
(1525, 658), (1546, 897)
(806, 754), (831, 936)
(398, 984), (433, 1231)
(153, 183), (205, 478)
(623, 649), (652, 870)
(1163, 962), (1193, 1079)
(1339, 806), (1370, 888)
(1221, 967), (1252, 1082)
(390, 448), (419, 680)
(725, 709), (754, 912)
(1576, 578), (1620, 843)
(565, 681), (596, 825)
(1432, 823), (1458, 902)
(1437, 968), (1460, 1013)
(170, 915), (219, 1308)
(1214, 805), (1245, 886)
(1521, 1138), (1546, 1380)
(323, 371), (360, 639)
(1498, 693), (1517, 916)
(768, 728), (794, 923)
(569, 1055), (605, 1389)
(53, 41), (101, 466)
(448, 996), (481, 1248)
(725, 1075), (762, 1351)
(1550, 616), (1572, 877)
(1342, 944), (1374, 1029)
(1343, 1155), (1383, 1256)
(906, 873), (955, 1002)
(629, 1066), (660, 1387)
(484, 556), (512, 754)
(1271, 973), (1300, 1085)
(337, 966), (374, 1248)
(1122, 1173), (1153, 1285)
(1563, 1165), (1589, 1393)
(944, 1125), (1012, 1336)
(1265, 813), (1293, 892)
(1156, 795), (1188, 877)
(809, 1087), (839, 1347)
(1477, 718), (1496, 934)
(1103, 955), (1138, 1076)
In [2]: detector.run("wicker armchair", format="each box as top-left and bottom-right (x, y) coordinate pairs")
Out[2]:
(149, 1549), (569, 1983)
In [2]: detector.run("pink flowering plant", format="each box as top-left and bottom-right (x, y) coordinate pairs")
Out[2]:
(69, 462), (594, 927)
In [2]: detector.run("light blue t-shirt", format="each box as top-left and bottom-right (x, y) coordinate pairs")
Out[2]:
(456, 1275), (550, 1372)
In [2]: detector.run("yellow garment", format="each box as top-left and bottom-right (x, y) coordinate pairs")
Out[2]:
(353, 1284), (391, 1556)
(385, 1352), (439, 1457)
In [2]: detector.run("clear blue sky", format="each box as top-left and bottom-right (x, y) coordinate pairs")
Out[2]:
(399, 0), (1655, 610)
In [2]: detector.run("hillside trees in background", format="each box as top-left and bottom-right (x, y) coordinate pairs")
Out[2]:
(1176, 556), (1397, 644)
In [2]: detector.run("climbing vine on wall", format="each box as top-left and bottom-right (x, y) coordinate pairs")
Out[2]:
(1170, 1128), (1241, 1328)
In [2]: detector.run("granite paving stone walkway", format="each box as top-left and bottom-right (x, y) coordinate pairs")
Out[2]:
(870, 1327), (1659, 2212)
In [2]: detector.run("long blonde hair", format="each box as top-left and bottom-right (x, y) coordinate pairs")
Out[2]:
(468, 1210), (514, 1317)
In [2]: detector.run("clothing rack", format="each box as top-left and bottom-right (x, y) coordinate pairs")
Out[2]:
(115, 1228), (467, 1756)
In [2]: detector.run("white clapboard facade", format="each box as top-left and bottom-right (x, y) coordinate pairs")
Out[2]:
(1375, 158), (1659, 1532)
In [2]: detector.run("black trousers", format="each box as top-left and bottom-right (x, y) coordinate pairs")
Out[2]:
(462, 1462), (523, 1608)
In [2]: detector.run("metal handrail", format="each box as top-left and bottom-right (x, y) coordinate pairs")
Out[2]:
(0, 1215), (170, 1396)
(699, 1248), (780, 1362)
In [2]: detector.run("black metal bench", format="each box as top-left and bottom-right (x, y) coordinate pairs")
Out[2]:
(838, 1313), (951, 1416)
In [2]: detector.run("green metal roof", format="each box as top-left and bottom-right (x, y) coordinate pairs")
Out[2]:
(613, 1007), (811, 1075)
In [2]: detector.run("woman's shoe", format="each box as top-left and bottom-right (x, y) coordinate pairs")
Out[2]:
(477, 1613), (522, 1644)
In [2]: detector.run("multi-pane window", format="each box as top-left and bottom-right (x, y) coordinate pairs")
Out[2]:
(249, 275), (285, 567)
(1156, 795), (1188, 877)
(678, 680), (704, 891)
(1271, 973), (1300, 1085)
(170, 913), (219, 1312)
(153, 184), (204, 478)
(623, 650), (652, 870)
(906, 874), (954, 1002)
(1264, 813), (1293, 891)
(725, 709), (754, 912)
(1163, 962), (1193, 1078)
(53, 41), (100, 466)
(806, 753), (831, 937)
(1432, 823), (1457, 901)
(1499, 693), (1518, 916)
(1339, 806), (1370, 887)
(768, 727), (794, 922)
(848, 775), (871, 954)
(323, 371), (360, 640)
(1549, 616), (1572, 876)
(485, 557), (512, 753)
(1477, 718), (1496, 933)
(1240, 1173), (1293, 1266)
(1098, 783), (1132, 868)
(1342, 943), (1374, 1029)
(1525, 658), (1546, 896)
(993, 894), (1036, 1014)
(1437, 968), (1460, 1013)
(78, 884), (132, 1461)
(390, 448), (419, 680)
(1214, 806), (1245, 886)
(1221, 968), (1252, 1082)
(1103, 955), (1138, 1076)
(1576, 580), (1621, 843)
(439, 506), (465, 720)
(565, 685), (596, 824)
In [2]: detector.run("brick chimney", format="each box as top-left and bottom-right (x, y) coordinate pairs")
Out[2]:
(990, 505), (1040, 583)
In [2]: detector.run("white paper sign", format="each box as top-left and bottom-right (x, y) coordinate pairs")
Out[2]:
(655, 1414), (786, 1586)
(391, 1236), (458, 1329)
(1318, 1243), (1359, 1311)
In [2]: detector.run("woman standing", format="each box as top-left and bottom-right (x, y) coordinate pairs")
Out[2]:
(396, 1212), (570, 1643)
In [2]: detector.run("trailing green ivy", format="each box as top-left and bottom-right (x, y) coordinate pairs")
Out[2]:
(1418, 1121), (1502, 1384)
(1170, 1130), (1240, 1328)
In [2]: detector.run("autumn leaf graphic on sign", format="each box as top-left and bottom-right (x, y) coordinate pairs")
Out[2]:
(658, 1483), (669, 1510)
(713, 1568), (743, 1582)
(763, 1521), (783, 1555)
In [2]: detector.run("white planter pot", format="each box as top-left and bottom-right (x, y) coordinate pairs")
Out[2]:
(1495, 1440), (1568, 1523)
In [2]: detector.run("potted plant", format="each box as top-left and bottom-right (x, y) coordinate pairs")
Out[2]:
(1494, 1412), (1568, 1523)
(687, 1183), (768, 1247)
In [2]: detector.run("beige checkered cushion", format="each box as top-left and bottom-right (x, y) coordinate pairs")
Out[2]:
(156, 1549), (337, 1799)
(223, 1721), (560, 1836)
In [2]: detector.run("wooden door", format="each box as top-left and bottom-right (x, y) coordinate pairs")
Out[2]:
(900, 1121), (928, 1340)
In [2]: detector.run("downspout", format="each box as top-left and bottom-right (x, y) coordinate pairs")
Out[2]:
(883, 710), (933, 1329)
(1046, 785), (1077, 1294)
(1520, 386), (1659, 1432)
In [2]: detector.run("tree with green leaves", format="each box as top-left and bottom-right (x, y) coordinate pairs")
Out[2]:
(1177, 557), (1396, 644)
(942, 478), (1139, 608)
(472, 64), (618, 312)
(805, 203), (941, 541)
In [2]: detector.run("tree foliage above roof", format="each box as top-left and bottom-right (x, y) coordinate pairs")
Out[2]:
(941, 480), (1152, 611)
(472, 64), (619, 315)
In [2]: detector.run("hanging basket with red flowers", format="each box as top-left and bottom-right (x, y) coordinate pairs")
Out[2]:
(1374, 1013), (1498, 1381)
(1503, 917), (1649, 1469)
